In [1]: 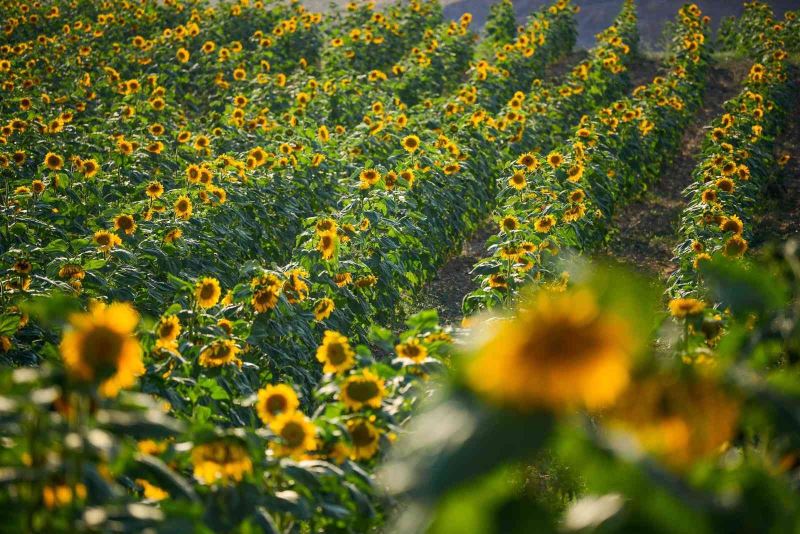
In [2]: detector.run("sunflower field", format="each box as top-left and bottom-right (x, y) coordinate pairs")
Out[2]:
(1, 0), (800, 532)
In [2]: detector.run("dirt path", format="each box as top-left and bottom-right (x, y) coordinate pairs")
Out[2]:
(409, 53), (667, 327)
(597, 58), (748, 277)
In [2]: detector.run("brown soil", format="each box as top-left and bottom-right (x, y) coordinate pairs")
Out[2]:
(411, 222), (495, 327)
(597, 58), (748, 278)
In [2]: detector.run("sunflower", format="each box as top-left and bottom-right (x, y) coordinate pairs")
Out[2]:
(164, 229), (182, 244)
(198, 339), (240, 368)
(719, 215), (743, 235)
(534, 215), (556, 233)
(60, 302), (143, 397)
(44, 152), (63, 170)
(174, 195), (193, 220)
(395, 338), (428, 363)
(176, 47), (190, 63)
(94, 230), (122, 252)
(157, 315), (181, 342)
(488, 273), (508, 289)
(318, 125), (330, 142)
(359, 168), (381, 189)
(13, 259), (32, 274)
(318, 233), (337, 260)
(252, 286), (281, 313)
(314, 297), (335, 321)
(508, 171), (526, 190)
(114, 214), (136, 235)
(668, 298), (705, 318)
(340, 369), (386, 410)
(316, 330), (355, 374)
(723, 235), (748, 258)
(700, 189), (717, 204)
(256, 384), (300, 425)
(567, 164), (584, 182)
(517, 152), (539, 170)
(547, 151), (563, 168)
(335, 272), (353, 287)
(195, 277), (222, 308)
(715, 177), (735, 193)
(402, 135), (420, 153)
(136, 479), (168, 501)
(607, 376), (739, 469)
(270, 411), (317, 459)
(59, 264), (85, 280)
(347, 419), (381, 460)
(467, 288), (635, 411)
(191, 439), (252, 485)
(145, 181), (164, 199)
(499, 215), (519, 232)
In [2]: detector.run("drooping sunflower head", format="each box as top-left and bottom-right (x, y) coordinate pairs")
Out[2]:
(668, 297), (705, 318)
(198, 339), (240, 368)
(316, 330), (355, 374)
(195, 277), (222, 308)
(256, 384), (300, 425)
(719, 215), (743, 235)
(314, 297), (335, 321)
(318, 233), (337, 260)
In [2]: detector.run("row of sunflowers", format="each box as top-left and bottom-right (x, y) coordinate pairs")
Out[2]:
(380, 6), (800, 533)
(464, 2), (711, 313)
(0, 0), (582, 531)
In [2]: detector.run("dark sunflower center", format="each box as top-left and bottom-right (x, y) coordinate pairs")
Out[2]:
(327, 343), (347, 365)
(281, 422), (306, 447)
(350, 423), (375, 446)
(81, 325), (124, 374)
(266, 395), (287, 415)
(346, 380), (379, 402)
(200, 284), (216, 299)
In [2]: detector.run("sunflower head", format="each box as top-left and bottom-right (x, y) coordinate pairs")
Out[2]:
(60, 302), (143, 397)
(195, 277), (222, 308)
(347, 419), (381, 460)
(466, 288), (637, 411)
(340, 369), (386, 410)
(395, 338), (428, 363)
(256, 384), (300, 425)
(270, 411), (317, 459)
(316, 330), (355, 374)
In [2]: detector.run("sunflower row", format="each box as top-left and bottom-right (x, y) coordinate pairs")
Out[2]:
(667, 11), (796, 302)
(463, 3), (712, 314)
(0, 1), (479, 335)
